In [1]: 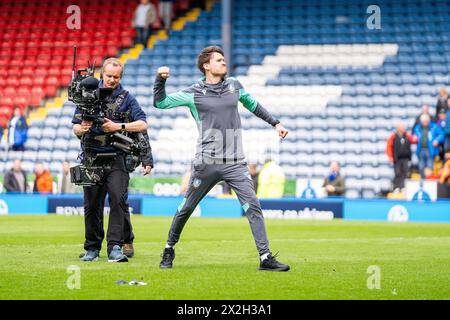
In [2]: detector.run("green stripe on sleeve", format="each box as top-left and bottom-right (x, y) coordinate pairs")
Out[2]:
(188, 103), (200, 123)
(155, 92), (195, 110)
(156, 91), (200, 123)
(239, 88), (258, 112)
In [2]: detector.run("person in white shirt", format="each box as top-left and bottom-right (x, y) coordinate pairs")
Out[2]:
(132, 0), (157, 45)
(57, 161), (79, 194)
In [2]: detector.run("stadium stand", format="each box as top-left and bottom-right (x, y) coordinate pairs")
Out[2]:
(0, 0), (195, 173)
(1, 0), (449, 198)
(142, 0), (448, 197)
(231, 0), (450, 198)
(0, 0), (137, 115)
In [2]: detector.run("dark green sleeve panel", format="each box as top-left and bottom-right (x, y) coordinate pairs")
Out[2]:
(239, 88), (258, 112)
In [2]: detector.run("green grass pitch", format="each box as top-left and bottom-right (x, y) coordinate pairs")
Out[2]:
(0, 215), (449, 300)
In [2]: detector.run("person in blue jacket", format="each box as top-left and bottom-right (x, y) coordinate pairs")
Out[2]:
(72, 58), (152, 263)
(413, 113), (444, 178)
(7, 106), (28, 151)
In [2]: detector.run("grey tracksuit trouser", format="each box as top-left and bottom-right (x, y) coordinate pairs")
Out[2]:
(166, 162), (270, 256)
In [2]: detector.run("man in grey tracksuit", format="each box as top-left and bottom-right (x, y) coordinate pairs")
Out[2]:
(154, 46), (290, 271)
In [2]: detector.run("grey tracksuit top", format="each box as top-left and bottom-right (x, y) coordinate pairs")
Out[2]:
(153, 75), (279, 164)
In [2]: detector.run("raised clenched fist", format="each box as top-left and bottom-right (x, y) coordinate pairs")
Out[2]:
(157, 66), (170, 79)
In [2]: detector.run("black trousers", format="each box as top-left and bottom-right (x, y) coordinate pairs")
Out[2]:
(85, 202), (135, 249)
(393, 158), (409, 189)
(83, 156), (133, 254)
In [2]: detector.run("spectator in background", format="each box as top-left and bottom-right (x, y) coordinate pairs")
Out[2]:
(180, 167), (192, 195)
(133, 0), (157, 46)
(439, 149), (450, 183)
(412, 104), (433, 134)
(435, 87), (448, 119)
(438, 149), (450, 198)
(4, 159), (28, 193)
(33, 163), (53, 194)
(7, 106), (28, 151)
(0, 124), (4, 151)
(445, 98), (450, 151)
(323, 161), (345, 196)
(386, 122), (415, 192)
(437, 109), (447, 159)
(437, 109), (446, 128)
(257, 159), (285, 198)
(57, 161), (78, 194)
(413, 114), (444, 178)
(159, 0), (174, 31)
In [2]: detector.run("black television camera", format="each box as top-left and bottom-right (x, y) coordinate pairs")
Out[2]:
(67, 48), (113, 125)
(68, 46), (152, 186)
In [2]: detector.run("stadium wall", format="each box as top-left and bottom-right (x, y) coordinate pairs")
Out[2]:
(0, 194), (243, 218)
(0, 194), (449, 222)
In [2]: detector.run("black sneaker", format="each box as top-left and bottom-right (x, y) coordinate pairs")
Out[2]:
(259, 253), (290, 272)
(160, 247), (175, 269)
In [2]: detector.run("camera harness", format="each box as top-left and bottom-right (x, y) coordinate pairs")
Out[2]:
(87, 90), (153, 168)
(69, 46), (152, 185)
(82, 91), (130, 147)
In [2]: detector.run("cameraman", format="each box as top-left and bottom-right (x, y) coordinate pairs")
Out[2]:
(72, 58), (152, 262)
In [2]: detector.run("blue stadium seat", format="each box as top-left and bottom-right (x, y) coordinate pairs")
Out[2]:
(10, 0), (449, 194)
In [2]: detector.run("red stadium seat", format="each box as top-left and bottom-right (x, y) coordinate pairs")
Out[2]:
(0, 96), (14, 109)
(16, 87), (31, 96)
(46, 76), (59, 86)
(106, 46), (118, 57)
(29, 96), (42, 108)
(21, 57), (37, 67)
(19, 76), (33, 87)
(14, 47), (27, 58)
(0, 0), (144, 108)
(26, 47), (40, 56)
(47, 67), (61, 77)
(14, 40), (27, 48)
(34, 67), (49, 76)
(32, 76), (46, 86)
(0, 57), (10, 68)
(53, 47), (68, 56)
(1, 40), (13, 49)
(44, 85), (58, 97)
(7, 67), (21, 77)
(5, 77), (20, 88)
(21, 67), (35, 77)
(3, 86), (16, 97)
(13, 95), (29, 109)
(0, 47), (13, 58)
(31, 87), (45, 99)
(0, 107), (13, 121)
(9, 59), (25, 67)
(61, 75), (72, 87)
(121, 37), (133, 48)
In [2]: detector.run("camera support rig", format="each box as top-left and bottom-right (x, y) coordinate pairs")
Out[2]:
(68, 46), (153, 186)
